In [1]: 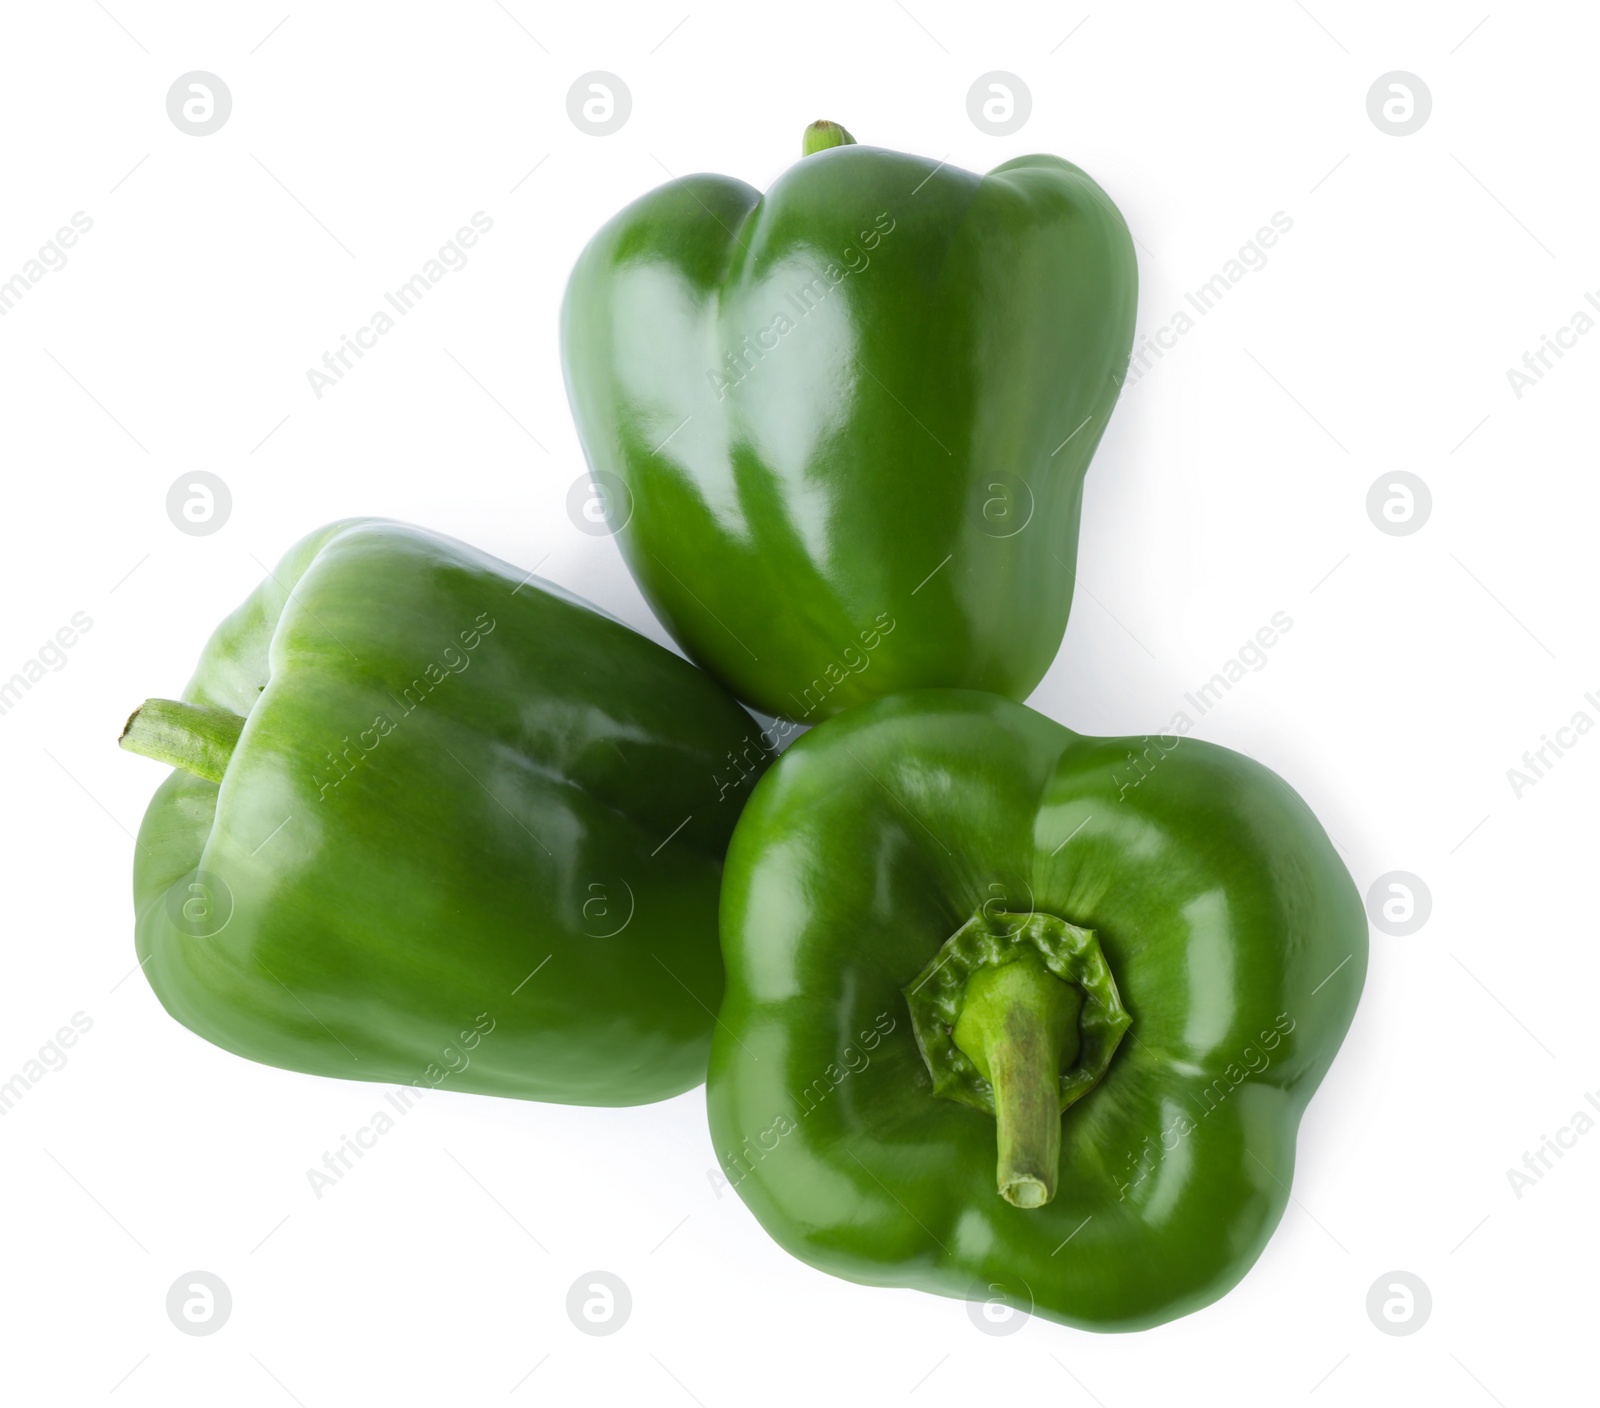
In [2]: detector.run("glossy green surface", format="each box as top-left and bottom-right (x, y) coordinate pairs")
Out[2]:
(561, 137), (1137, 722)
(707, 691), (1366, 1330)
(129, 520), (767, 1106)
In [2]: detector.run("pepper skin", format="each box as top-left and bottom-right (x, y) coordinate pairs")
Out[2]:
(706, 691), (1365, 1330)
(561, 123), (1137, 723)
(121, 520), (768, 1106)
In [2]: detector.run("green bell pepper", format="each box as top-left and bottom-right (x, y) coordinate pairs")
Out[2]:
(706, 690), (1365, 1330)
(561, 121), (1137, 723)
(120, 519), (767, 1106)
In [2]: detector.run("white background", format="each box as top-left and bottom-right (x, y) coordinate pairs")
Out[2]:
(1, 1), (1594, 1403)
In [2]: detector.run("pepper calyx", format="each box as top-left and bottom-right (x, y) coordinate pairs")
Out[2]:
(903, 909), (1132, 1208)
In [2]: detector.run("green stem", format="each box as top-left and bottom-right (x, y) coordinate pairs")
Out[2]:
(802, 120), (856, 156)
(119, 698), (245, 783)
(952, 954), (1083, 1209)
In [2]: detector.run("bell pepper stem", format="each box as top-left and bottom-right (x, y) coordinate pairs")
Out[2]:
(952, 954), (1083, 1209)
(119, 698), (245, 783)
(802, 120), (856, 156)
